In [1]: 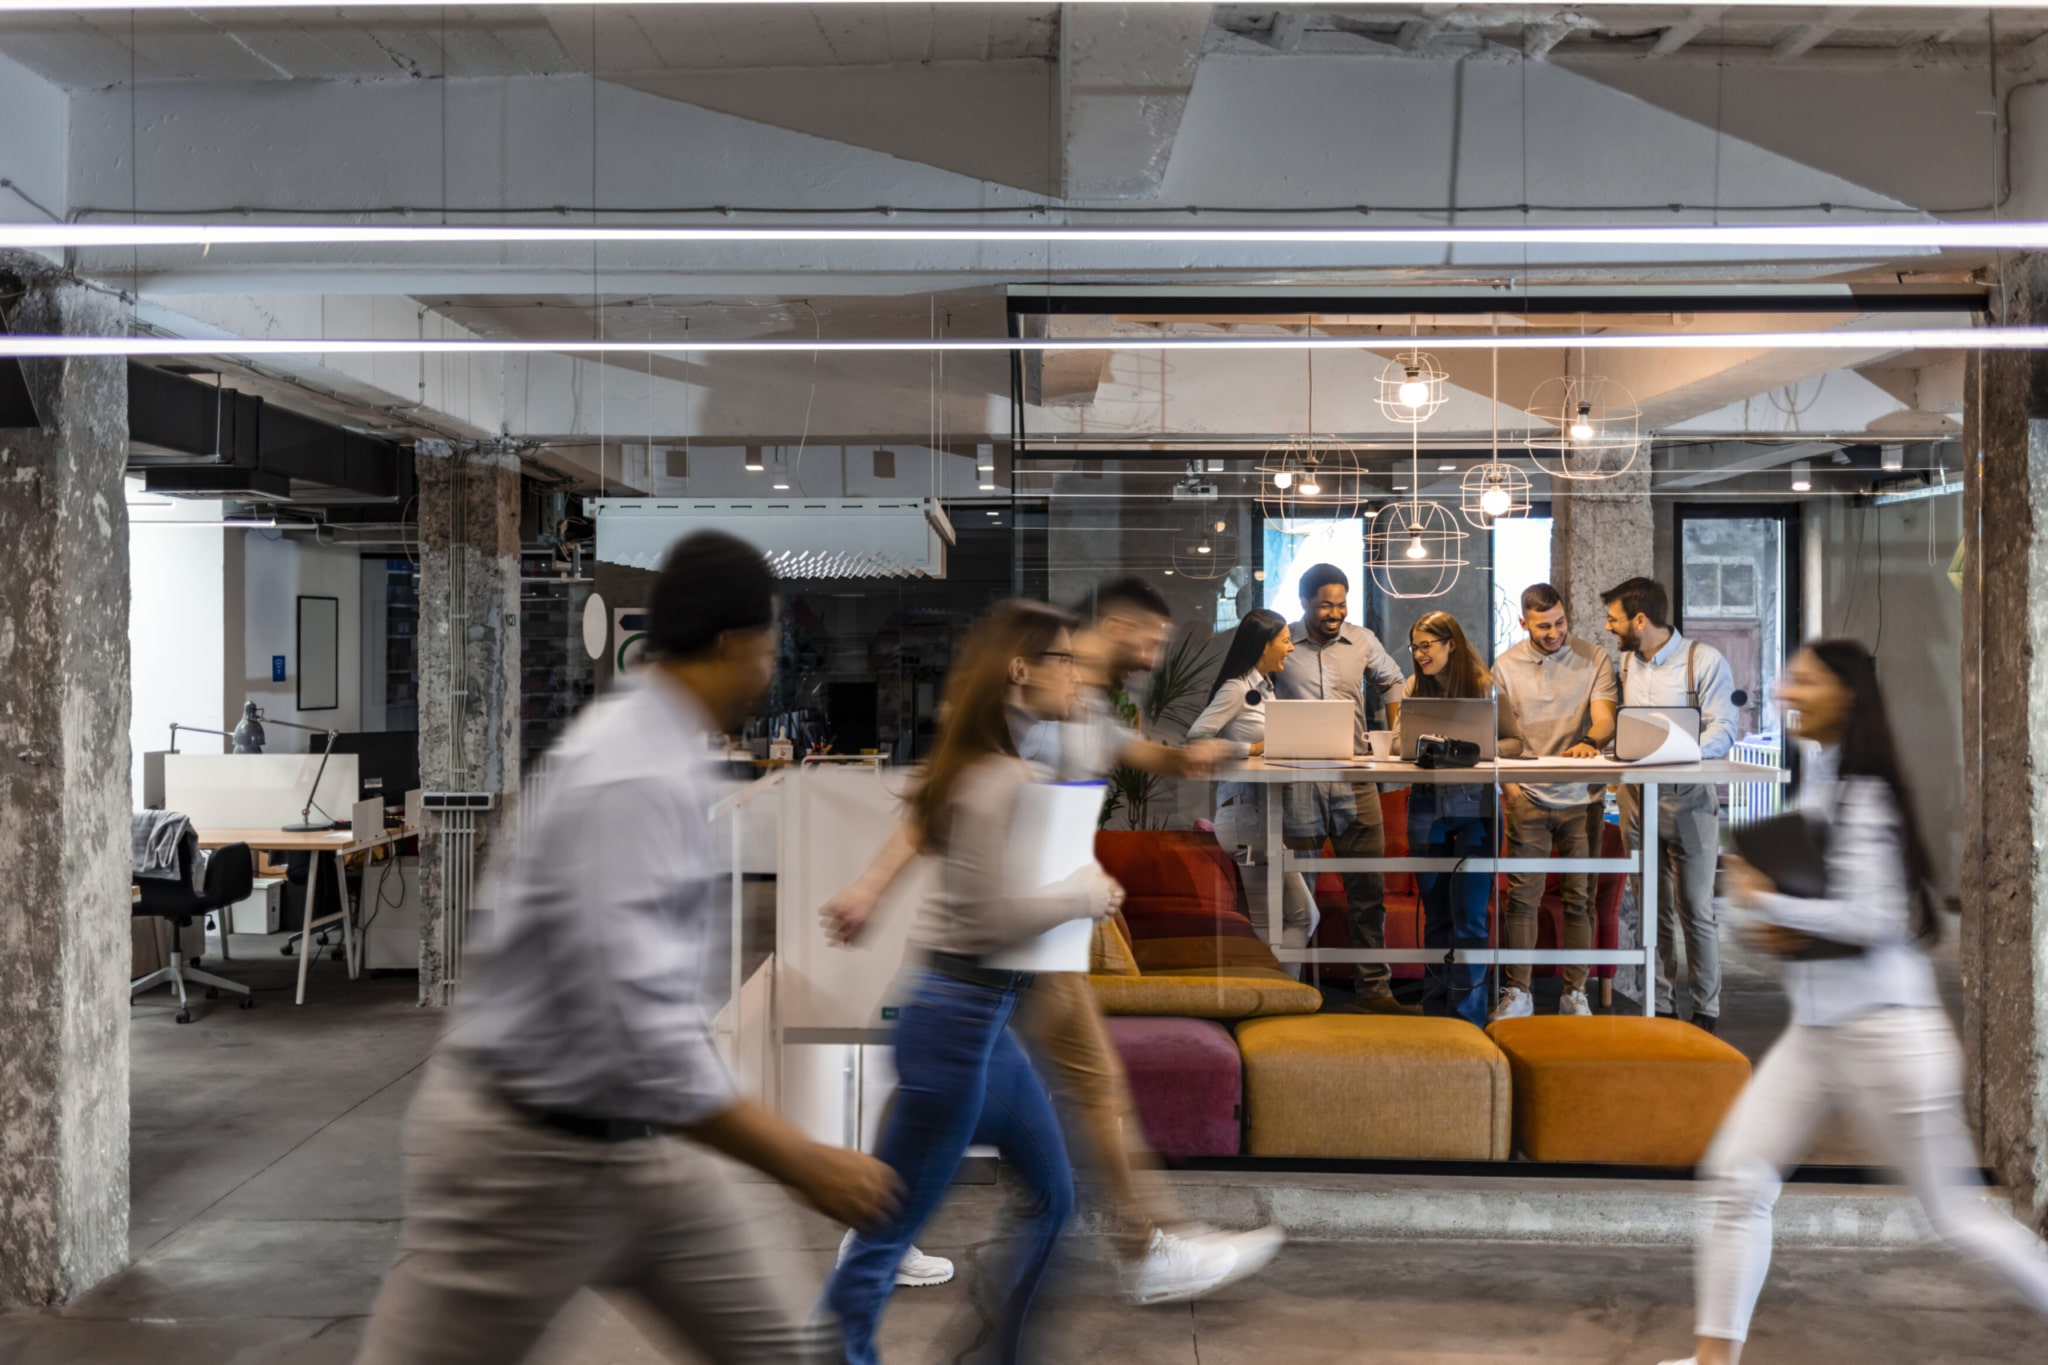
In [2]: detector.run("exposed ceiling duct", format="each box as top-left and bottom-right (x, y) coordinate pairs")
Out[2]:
(587, 497), (956, 580)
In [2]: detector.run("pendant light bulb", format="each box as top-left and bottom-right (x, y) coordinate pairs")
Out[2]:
(1405, 533), (1428, 561)
(1298, 475), (1322, 497)
(1273, 469), (1295, 490)
(1196, 536), (1212, 555)
(1397, 367), (1431, 409)
(1479, 484), (1512, 518)
(1568, 403), (1595, 443)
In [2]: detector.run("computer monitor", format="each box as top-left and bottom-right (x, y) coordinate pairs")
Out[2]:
(1394, 698), (1500, 761)
(312, 730), (420, 805)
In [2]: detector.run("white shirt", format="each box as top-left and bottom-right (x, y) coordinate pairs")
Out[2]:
(1187, 669), (1275, 819)
(1751, 745), (1942, 1027)
(1617, 630), (1740, 760)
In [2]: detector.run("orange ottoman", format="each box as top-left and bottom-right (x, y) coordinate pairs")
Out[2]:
(1487, 1016), (1752, 1166)
(1235, 1016), (1511, 1160)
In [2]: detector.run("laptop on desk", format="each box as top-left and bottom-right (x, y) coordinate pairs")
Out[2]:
(1615, 707), (1701, 763)
(1264, 699), (1355, 760)
(1395, 698), (1499, 761)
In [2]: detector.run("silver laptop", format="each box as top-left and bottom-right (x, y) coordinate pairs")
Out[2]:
(1264, 699), (1355, 759)
(1615, 706), (1701, 762)
(1395, 697), (1499, 761)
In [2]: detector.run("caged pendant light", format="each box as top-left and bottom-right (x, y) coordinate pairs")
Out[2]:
(1525, 340), (1642, 481)
(1460, 348), (1533, 529)
(1374, 349), (1450, 426)
(1258, 349), (1370, 522)
(1369, 424), (1467, 600)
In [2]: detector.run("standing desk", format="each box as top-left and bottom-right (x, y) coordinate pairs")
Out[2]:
(195, 825), (412, 1005)
(1227, 756), (1789, 1013)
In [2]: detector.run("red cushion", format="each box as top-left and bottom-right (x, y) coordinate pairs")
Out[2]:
(1103, 1016), (1243, 1160)
(1095, 830), (1257, 943)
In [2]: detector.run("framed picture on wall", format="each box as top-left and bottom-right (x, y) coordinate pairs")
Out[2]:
(298, 594), (340, 711)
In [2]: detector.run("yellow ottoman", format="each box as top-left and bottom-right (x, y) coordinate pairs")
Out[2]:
(1487, 1016), (1752, 1166)
(1235, 1016), (1511, 1159)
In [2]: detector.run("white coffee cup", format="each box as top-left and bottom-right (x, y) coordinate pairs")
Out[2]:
(1369, 728), (1398, 763)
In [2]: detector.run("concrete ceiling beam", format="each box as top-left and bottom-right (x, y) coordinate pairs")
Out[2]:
(1061, 3), (1213, 201)
(1648, 7), (1727, 59)
(1774, 11), (1863, 62)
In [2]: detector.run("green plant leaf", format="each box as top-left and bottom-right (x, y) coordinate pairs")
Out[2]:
(1142, 631), (1222, 731)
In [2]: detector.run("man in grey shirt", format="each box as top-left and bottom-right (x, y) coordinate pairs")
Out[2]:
(1490, 582), (1619, 1021)
(356, 531), (896, 1365)
(1273, 563), (1416, 1014)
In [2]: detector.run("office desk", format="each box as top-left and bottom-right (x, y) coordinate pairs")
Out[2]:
(1220, 757), (1789, 1015)
(195, 825), (413, 1005)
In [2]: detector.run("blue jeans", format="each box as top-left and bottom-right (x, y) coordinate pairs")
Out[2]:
(822, 970), (1074, 1365)
(1410, 805), (1496, 1026)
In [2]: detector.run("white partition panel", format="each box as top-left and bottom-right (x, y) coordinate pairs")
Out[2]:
(776, 763), (929, 1034)
(163, 752), (360, 829)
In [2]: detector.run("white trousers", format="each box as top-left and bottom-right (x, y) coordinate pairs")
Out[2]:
(1215, 801), (1319, 965)
(1697, 1006), (2048, 1342)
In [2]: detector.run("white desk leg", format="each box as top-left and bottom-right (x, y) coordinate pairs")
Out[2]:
(337, 851), (359, 981)
(1640, 782), (1659, 1019)
(295, 857), (320, 1006)
(1264, 791), (1283, 950)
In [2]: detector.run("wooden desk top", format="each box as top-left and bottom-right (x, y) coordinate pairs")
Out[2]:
(195, 826), (412, 852)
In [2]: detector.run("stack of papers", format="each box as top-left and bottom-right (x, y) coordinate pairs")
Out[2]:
(985, 781), (1108, 972)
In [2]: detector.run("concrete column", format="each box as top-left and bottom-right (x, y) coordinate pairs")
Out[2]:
(1960, 253), (2048, 1234)
(1549, 464), (1653, 1003)
(1549, 463), (1653, 648)
(415, 440), (521, 1006)
(0, 259), (132, 1305)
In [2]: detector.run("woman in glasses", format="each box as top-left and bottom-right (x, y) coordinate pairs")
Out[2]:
(1657, 640), (2048, 1365)
(1402, 611), (1524, 1025)
(825, 600), (1122, 1365)
(1188, 608), (1320, 959)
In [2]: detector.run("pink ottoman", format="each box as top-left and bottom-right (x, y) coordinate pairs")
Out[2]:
(1103, 1016), (1242, 1160)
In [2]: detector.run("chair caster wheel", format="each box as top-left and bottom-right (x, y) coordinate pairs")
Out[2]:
(331, 948), (346, 962)
(205, 986), (220, 1000)
(281, 944), (296, 957)
(175, 1010), (192, 1024)
(238, 997), (254, 1010)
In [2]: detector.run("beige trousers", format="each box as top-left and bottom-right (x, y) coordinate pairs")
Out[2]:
(1502, 796), (1603, 994)
(1014, 971), (1183, 1255)
(354, 1058), (832, 1365)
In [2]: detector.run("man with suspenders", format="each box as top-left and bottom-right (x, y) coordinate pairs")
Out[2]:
(1602, 577), (1741, 1033)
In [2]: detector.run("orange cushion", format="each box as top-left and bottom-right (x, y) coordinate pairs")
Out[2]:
(1090, 918), (1141, 977)
(1486, 1016), (1752, 1166)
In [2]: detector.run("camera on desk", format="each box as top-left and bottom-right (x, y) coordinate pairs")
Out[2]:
(1412, 734), (1482, 770)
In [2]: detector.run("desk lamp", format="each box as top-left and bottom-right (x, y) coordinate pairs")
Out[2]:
(251, 706), (344, 832)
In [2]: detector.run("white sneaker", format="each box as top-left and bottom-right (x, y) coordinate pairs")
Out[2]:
(1559, 990), (1594, 1017)
(1490, 987), (1534, 1022)
(1196, 1223), (1285, 1288)
(837, 1228), (955, 1288)
(1125, 1228), (1237, 1306)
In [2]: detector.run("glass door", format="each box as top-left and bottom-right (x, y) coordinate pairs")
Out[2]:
(1673, 504), (1801, 747)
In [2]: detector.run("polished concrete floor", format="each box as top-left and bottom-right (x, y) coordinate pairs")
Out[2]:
(1, 931), (2033, 1364)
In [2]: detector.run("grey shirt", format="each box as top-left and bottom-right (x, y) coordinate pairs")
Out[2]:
(909, 753), (1109, 958)
(460, 676), (737, 1128)
(1273, 620), (1406, 838)
(1493, 636), (1620, 808)
(1017, 687), (1136, 783)
(1274, 620), (1407, 754)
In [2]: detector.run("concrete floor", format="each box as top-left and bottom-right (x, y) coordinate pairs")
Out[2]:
(2, 930), (2035, 1364)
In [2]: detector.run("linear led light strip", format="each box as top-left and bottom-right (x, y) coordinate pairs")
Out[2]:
(0, 0), (2028, 9)
(6, 330), (2046, 357)
(8, 223), (2048, 249)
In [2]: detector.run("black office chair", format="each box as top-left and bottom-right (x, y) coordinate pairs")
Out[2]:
(133, 841), (256, 1023)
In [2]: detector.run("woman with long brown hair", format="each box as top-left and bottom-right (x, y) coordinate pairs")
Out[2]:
(824, 600), (1121, 1365)
(1402, 610), (1524, 1024)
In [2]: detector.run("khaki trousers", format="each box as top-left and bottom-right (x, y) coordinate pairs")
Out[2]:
(1015, 971), (1182, 1255)
(1501, 796), (1603, 994)
(355, 1058), (831, 1365)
